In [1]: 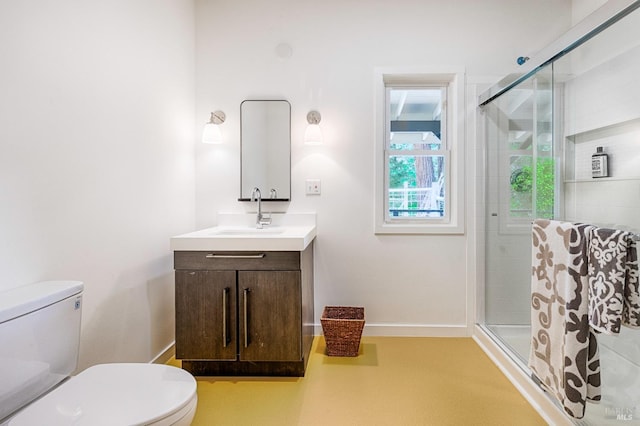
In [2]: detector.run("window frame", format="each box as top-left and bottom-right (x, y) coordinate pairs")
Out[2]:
(374, 69), (465, 235)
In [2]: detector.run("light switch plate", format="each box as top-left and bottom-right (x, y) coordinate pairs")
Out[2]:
(305, 179), (321, 195)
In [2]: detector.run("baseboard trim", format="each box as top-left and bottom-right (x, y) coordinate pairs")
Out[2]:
(151, 342), (176, 365)
(314, 323), (470, 337)
(472, 325), (572, 426)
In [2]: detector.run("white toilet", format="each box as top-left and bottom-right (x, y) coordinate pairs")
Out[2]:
(0, 281), (197, 426)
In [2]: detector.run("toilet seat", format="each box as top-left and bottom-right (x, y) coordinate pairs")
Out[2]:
(9, 363), (197, 426)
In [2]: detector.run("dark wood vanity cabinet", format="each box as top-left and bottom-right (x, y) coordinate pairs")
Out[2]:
(174, 245), (314, 376)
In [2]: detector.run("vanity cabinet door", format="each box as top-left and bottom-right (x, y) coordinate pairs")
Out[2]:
(175, 270), (237, 361)
(238, 270), (302, 362)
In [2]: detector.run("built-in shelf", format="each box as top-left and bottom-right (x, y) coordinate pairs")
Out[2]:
(565, 117), (640, 141)
(564, 177), (640, 184)
(564, 117), (640, 182)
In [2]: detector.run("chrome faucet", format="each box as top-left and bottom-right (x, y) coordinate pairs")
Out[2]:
(251, 187), (272, 229)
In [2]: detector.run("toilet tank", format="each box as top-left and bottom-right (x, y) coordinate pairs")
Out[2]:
(0, 281), (83, 422)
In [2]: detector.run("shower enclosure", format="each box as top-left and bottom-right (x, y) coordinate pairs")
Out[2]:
(478, 3), (640, 425)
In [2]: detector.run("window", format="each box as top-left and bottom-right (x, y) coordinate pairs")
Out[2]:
(386, 86), (447, 220)
(374, 70), (464, 234)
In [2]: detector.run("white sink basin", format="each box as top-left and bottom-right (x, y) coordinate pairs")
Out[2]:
(170, 214), (316, 251)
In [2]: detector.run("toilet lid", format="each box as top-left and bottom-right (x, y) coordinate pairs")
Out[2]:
(10, 363), (197, 426)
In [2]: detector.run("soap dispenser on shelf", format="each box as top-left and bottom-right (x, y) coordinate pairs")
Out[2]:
(591, 146), (609, 178)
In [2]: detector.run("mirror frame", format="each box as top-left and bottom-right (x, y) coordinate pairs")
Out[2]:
(239, 99), (291, 202)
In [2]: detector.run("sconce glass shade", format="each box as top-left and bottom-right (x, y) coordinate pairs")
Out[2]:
(202, 111), (225, 144)
(304, 124), (323, 145)
(202, 123), (223, 144)
(304, 111), (323, 145)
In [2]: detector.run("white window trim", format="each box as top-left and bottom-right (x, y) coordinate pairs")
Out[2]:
(374, 68), (465, 235)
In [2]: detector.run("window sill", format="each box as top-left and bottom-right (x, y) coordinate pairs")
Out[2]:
(375, 222), (464, 235)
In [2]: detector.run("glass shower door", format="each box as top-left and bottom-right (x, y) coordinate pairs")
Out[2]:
(480, 5), (640, 424)
(482, 65), (554, 363)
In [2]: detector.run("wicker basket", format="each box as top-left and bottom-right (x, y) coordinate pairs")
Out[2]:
(320, 306), (365, 357)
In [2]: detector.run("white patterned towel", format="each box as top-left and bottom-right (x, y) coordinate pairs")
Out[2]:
(588, 228), (630, 334)
(529, 219), (601, 419)
(588, 229), (640, 333)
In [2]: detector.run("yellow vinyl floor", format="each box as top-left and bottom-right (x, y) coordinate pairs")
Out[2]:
(170, 336), (546, 426)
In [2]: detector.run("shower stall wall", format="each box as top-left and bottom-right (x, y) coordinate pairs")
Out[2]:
(478, 2), (640, 425)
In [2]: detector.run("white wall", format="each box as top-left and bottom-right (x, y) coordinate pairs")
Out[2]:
(195, 0), (572, 335)
(0, 1), (195, 370)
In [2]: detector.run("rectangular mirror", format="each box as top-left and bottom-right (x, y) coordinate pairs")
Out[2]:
(240, 100), (291, 201)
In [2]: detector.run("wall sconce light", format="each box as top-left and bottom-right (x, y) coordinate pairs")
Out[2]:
(202, 111), (226, 144)
(304, 111), (323, 145)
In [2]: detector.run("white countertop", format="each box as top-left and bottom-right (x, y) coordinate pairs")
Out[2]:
(170, 213), (316, 252)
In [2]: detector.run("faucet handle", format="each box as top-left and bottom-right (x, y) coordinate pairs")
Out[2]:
(251, 187), (261, 200)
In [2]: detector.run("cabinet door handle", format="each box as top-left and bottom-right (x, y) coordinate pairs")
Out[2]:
(206, 254), (265, 259)
(243, 288), (250, 348)
(222, 287), (230, 347)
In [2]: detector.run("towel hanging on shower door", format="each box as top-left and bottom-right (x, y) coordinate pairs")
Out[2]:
(588, 227), (640, 334)
(529, 219), (601, 419)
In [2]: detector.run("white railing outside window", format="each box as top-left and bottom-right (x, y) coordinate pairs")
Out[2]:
(388, 182), (444, 217)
